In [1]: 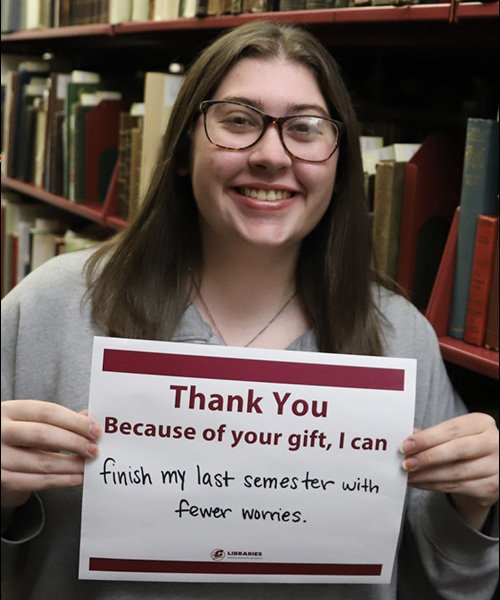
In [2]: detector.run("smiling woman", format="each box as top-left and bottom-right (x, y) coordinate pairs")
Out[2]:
(1, 19), (498, 600)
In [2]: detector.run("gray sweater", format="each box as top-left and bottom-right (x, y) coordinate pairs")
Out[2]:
(1, 250), (498, 600)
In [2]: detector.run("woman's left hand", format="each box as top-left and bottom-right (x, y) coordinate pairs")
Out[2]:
(401, 412), (499, 530)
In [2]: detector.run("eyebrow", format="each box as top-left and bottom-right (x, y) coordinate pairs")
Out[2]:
(220, 96), (330, 117)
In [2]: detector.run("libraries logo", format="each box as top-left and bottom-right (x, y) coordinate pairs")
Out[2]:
(211, 548), (263, 561)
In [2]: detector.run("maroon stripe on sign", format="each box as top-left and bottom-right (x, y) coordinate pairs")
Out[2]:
(102, 350), (404, 391)
(89, 557), (382, 576)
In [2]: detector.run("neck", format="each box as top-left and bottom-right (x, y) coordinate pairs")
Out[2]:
(193, 238), (308, 348)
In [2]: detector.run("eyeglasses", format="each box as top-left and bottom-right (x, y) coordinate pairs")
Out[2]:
(200, 100), (343, 163)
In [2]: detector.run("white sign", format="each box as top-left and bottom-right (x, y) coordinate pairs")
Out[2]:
(79, 336), (416, 584)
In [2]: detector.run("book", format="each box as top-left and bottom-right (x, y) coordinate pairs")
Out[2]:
(1, 0), (23, 32)
(84, 96), (129, 205)
(71, 92), (100, 202)
(1, 70), (18, 176)
(153, 0), (181, 19)
(63, 71), (101, 198)
(449, 119), (499, 339)
(396, 133), (465, 310)
(371, 161), (406, 280)
(484, 225), (499, 351)
(139, 71), (184, 202)
(32, 92), (49, 187)
(128, 111), (144, 220)
(43, 72), (71, 194)
(464, 216), (498, 346)
(9, 61), (50, 180)
(117, 112), (136, 219)
(17, 77), (50, 182)
(131, 0), (152, 20)
(25, 0), (52, 29)
(30, 218), (64, 271)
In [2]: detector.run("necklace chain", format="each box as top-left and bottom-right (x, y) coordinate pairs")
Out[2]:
(193, 281), (296, 347)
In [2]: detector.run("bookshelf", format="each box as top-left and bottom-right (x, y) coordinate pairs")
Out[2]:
(2, 4), (499, 381)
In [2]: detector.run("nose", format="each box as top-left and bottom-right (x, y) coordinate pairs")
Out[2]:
(247, 122), (292, 171)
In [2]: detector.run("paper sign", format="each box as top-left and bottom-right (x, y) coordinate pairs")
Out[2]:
(79, 336), (416, 584)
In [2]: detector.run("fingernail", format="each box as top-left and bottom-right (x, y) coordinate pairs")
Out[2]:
(399, 439), (416, 454)
(88, 422), (100, 438)
(402, 457), (418, 472)
(86, 443), (99, 458)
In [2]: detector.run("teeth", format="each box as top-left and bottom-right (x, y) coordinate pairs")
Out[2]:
(240, 187), (292, 201)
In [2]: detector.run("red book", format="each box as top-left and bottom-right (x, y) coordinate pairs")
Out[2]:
(484, 230), (499, 351)
(464, 215), (498, 346)
(84, 99), (128, 205)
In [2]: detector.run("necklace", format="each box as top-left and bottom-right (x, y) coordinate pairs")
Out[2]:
(193, 281), (297, 348)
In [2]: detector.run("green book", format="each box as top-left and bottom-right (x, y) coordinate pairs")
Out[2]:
(63, 71), (101, 198)
(449, 118), (499, 339)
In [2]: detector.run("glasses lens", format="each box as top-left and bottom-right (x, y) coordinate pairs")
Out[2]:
(282, 116), (338, 162)
(204, 102), (339, 162)
(205, 102), (263, 149)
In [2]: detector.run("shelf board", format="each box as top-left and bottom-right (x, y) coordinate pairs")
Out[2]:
(439, 336), (499, 379)
(105, 215), (128, 230)
(1, 176), (105, 224)
(1, 3), (497, 44)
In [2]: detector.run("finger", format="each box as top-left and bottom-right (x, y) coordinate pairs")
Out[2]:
(2, 400), (100, 440)
(400, 413), (497, 456)
(407, 455), (496, 485)
(1, 468), (83, 493)
(1, 445), (86, 474)
(408, 474), (498, 499)
(402, 433), (497, 472)
(1, 421), (99, 458)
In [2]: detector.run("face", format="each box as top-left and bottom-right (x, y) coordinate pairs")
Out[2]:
(190, 56), (339, 251)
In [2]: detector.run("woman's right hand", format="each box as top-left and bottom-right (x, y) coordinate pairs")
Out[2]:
(1, 400), (100, 509)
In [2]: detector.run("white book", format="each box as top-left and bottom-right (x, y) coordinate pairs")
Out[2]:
(131, 0), (150, 21)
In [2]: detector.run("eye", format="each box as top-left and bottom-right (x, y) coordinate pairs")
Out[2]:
(286, 117), (321, 138)
(218, 108), (260, 130)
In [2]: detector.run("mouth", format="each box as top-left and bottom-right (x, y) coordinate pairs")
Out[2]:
(236, 187), (295, 202)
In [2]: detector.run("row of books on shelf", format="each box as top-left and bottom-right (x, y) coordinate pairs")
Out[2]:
(1, 62), (185, 220)
(365, 117), (498, 353)
(0, 0), (330, 31)
(1, 191), (107, 297)
(2, 0), (483, 32)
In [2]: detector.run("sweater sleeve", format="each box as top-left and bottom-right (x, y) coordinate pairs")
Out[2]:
(381, 292), (499, 599)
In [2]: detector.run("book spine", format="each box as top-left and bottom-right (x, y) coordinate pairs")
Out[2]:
(484, 228), (499, 351)
(464, 215), (498, 346)
(448, 119), (499, 339)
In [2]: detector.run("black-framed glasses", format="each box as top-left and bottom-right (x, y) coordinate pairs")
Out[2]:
(200, 100), (343, 163)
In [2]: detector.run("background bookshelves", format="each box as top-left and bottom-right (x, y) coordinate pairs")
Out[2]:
(1, 3), (499, 415)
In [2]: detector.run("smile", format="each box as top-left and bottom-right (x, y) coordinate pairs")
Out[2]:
(238, 187), (294, 202)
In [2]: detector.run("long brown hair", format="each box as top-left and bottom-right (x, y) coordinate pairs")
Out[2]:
(85, 21), (385, 354)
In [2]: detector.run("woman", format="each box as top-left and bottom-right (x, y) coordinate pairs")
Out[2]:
(1, 21), (498, 600)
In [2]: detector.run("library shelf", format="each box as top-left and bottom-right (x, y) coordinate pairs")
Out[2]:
(426, 209), (499, 380)
(1, 175), (105, 225)
(437, 337), (498, 380)
(1, 3), (497, 45)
